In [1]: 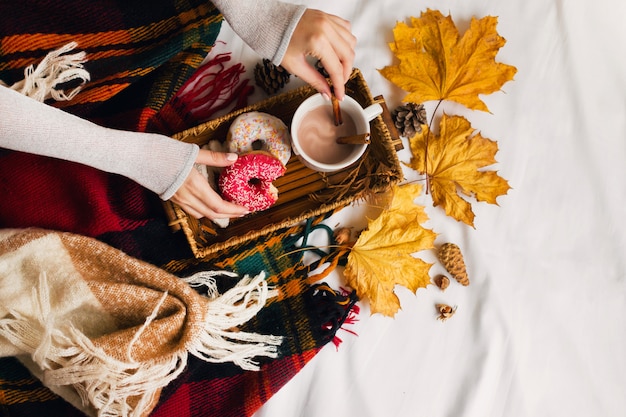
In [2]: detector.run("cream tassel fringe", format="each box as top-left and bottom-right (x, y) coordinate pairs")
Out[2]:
(0, 41), (90, 102)
(183, 270), (283, 371)
(0, 270), (283, 417)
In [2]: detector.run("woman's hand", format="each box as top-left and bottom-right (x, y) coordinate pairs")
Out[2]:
(280, 9), (356, 100)
(169, 149), (249, 220)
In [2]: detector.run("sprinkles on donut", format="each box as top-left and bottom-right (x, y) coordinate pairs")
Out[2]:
(218, 152), (286, 212)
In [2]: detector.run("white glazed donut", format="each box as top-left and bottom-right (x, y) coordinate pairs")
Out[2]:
(226, 111), (291, 166)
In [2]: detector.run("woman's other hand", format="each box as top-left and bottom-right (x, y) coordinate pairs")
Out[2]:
(280, 9), (356, 100)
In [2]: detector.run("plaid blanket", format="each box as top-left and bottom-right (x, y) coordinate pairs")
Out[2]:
(0, 221), (356, 417)
(0, 1), (356, 416)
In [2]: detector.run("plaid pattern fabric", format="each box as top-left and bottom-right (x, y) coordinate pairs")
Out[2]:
(0, 218), (354, 417)
(0, 2), (357, 415)
(152, 218), (356, 417)
(0, 0), (223, 131)
(0, 0), (224, 238)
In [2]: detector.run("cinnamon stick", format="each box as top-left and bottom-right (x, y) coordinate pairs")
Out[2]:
(336, 133), (371, 145)
(331, 89), (343, 126)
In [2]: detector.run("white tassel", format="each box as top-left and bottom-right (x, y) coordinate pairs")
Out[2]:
(187, 271), (283, 371)
(32, 272), (55, 368)
(2, 41), (90, 102)
(45, 328), (187, 417)
(126, 290), (169, 363)
(180, 269), (238, 299)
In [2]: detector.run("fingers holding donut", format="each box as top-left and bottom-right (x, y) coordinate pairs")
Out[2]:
(209, 112), (291, 215)
(170, 150), (250, 220)
(175, 112), (291, 221)
(196, 148), (239, 168)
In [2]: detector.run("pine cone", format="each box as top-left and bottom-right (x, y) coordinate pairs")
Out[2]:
(254, 59), (291, 94)
(438, 243), (469, 286)
(391, 102), (427, 138)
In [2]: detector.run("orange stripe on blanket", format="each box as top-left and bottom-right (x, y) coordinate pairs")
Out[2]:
(1, 5), (220, 55)
(127, 6), (221, 43)
(54, 83), (129, 108)
(273, 278), (309, 304)
(136, 107), (158, 132)
(0, 32), (132, 55)
(53, 67), (156, 107)
(0, 47), (139, 73)
(0, 385), (59, 405)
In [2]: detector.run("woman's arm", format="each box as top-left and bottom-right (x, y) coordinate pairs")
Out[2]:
(0, 2), (356, 221)
(0, 86), (196, 200)
(0, 86), (248, 219)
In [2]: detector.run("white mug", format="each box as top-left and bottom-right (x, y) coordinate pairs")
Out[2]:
(290, 94), (383, 172)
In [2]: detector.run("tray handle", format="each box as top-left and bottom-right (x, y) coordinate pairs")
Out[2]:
(373, 94), (403, 152)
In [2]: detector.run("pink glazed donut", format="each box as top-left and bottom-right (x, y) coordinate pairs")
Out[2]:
(218, 152), (286, 212)
(225, 111), (291, 166)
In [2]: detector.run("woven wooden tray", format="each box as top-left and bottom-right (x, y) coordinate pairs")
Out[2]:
(163, 68), (403, 258)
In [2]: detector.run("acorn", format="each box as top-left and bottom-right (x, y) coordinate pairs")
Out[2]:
(433, 274), (450, 291)
(333, 227), (352, 246)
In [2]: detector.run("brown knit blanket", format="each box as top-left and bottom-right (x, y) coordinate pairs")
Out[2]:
(0, 229), (281, 416)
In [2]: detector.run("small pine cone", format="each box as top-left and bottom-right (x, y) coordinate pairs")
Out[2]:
(254, 58), (291, 94)
(438, 243), (469, 286)
(391, 102), (427, 138)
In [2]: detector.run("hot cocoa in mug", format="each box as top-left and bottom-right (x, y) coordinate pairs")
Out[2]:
(290, 94), (383, 172)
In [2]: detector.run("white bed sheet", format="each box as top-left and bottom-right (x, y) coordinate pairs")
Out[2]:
(215, 1), (626, 416)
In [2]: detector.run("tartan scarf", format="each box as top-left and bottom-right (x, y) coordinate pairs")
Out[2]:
(0, 1), (358, 416)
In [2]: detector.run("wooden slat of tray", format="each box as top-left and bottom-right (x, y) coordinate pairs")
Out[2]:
(196, 154), (359, 241)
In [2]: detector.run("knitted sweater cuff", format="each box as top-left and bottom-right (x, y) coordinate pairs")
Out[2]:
(212, 0), (306, 64)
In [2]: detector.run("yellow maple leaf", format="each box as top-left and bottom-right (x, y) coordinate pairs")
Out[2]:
(408, 114), (511, 226)
(344, 183), (436, 317)
(378, 9), (517, 112)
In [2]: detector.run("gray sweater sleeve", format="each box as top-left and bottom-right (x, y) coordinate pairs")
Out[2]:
(212, 0), (306, 65)
(0, 86), (198, 201)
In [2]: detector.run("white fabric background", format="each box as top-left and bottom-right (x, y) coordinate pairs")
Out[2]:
(214, 1), (626, 416)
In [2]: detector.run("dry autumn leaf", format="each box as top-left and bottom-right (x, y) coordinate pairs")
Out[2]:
(378, 9), (517, 112)
(344, 183), (436, 317)
(408, 114), (511, 227)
